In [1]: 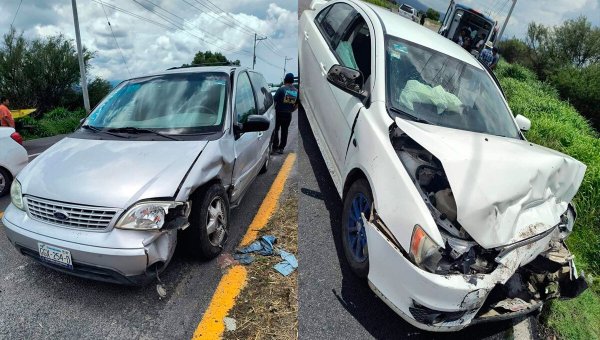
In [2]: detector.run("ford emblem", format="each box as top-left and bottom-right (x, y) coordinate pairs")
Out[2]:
(53, 211), (69, 221)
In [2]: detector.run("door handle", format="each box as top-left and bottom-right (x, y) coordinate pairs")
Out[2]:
(320, 62), (327, 76)
(304, 31), (309, 40)
(257, 132), (264, 139)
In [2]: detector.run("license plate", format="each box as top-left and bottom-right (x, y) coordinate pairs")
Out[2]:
(38, 243), (73, 270)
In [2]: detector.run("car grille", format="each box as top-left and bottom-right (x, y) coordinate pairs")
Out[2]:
(25, 196), (119, 230)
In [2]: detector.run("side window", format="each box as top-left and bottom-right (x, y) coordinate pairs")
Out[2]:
(235, 72), (257, 124)
(336, 17), (372, 80)
(317, 3), (356, 48)
(248, 72), (273, 115)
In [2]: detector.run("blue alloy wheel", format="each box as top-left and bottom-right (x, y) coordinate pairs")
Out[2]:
(347, 192), (370, 262)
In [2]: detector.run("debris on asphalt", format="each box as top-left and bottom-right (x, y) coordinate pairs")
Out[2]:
(218, 253), (237, 269)
(234, 235), (298, 276)
(273, 249), (298, 276)
(223, 317), (237, 332)
(156, 284), (167, 299)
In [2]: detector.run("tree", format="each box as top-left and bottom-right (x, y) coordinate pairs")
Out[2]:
(88, 78), (112, 108)
(552, 16), (600, 67)
(0, 27), (92, 112)
(190, 50), (240, 66)
(425, 8), (440, 22)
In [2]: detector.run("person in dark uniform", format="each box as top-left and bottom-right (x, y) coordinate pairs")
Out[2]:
(272, 73), (298, 154)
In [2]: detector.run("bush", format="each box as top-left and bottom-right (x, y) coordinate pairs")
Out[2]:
(17, 107), (86, 140)
(549, 64), (600, 132)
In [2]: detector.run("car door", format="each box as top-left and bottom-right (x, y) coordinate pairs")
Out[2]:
(230, 71), (262, 204)
(248, 71), (274, 158)
(303, 2), (373, 174)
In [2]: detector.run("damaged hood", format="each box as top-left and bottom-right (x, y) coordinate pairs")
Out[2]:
(395, 117), (586, 249)
(18, 137), (208, 209)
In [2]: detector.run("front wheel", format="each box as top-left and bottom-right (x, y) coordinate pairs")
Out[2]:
(341, 179), (373, 278)
(259, 144), (271, 174)
(0, 168), (12, 197)
(183, 183), (230, 259)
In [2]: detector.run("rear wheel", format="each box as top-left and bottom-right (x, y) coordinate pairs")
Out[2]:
(182, 183), (230, 259)
(341, 179), (373, 278)
(0, 168), (12, 197)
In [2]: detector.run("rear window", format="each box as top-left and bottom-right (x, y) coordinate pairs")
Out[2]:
(248, 72), (273, 115)
(400, 4), (413, 13)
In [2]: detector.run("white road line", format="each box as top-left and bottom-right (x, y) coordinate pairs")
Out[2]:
(28, 153), (41, 158)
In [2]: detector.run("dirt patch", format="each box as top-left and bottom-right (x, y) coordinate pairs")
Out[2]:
(224, 185), (298, 340)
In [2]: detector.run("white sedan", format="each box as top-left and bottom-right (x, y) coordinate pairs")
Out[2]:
(0, 127), (27, 197)
(300, 0), (587, 331)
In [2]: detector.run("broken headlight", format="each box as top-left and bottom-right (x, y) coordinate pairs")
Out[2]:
(558, 204), (576, 239)
(410, 225), (443, 273)
(116, 201), (185, 230)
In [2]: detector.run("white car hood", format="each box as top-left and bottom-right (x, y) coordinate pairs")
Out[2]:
(395, 118), (586, 249)
(18, 137), (208, 209)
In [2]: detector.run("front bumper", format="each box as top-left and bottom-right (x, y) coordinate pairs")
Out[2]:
(2, 204), (176, 285)
(364, 218), (587, 332)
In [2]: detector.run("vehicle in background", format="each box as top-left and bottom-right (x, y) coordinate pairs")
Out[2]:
(300, 0), (587, 331)
(439, 1), (497, 52)
(0, 127), (27, 197)
(2, 66), (274, 285)
(398, 3), (418, 22)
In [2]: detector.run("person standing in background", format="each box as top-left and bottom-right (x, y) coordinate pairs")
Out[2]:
(0, 97), (15, 128)
(272, 73), (298, 154)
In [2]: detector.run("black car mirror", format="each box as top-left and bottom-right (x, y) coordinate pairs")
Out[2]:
(239, 115), (270, 133)
(327, 64), (366, 99)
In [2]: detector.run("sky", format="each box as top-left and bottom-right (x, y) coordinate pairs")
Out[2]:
(0, 0), (298, 84)
(415, 0), (600, 40)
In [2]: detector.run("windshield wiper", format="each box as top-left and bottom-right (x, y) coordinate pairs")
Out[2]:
(107, 127), (181, 141)
(389, 107), (432, 125)
(81, 125), (129, 139)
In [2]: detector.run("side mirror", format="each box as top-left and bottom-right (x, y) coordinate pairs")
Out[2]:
(515, 114), (531, 132)
(326, 65), (366, 99)
(238, 115), (270, 133)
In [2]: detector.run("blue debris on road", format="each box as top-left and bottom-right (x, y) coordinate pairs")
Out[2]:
(234, 235), (298, 276)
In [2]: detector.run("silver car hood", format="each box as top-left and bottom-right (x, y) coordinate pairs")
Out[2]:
(19, 137), (208, 209)
(395, 118), (586, 249)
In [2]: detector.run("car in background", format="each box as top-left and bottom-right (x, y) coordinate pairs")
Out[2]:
(398, 3), (417, 22)
(0, 127), (27, 197)
(2, 66), (274, 285)
(300, 0), (587, 331)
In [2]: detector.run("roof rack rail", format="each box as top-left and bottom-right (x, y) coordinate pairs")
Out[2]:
(166, 62), (241, 70)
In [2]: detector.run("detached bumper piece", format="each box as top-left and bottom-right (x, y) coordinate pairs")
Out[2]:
(475, 241), (587, 323)
(18, 245), (155, 286)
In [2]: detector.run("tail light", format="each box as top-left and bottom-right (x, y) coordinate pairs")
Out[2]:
(10, 132), (23, 145)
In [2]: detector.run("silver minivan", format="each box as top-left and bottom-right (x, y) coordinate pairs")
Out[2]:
(2, 66), (274, 285)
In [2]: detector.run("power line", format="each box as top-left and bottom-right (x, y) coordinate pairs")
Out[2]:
(11, 0), (23, 27)
(98, 0), (132, 78)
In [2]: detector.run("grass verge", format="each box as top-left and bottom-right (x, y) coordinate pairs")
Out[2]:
(496, 61), (600, 340)
(225, 185), (298, 340)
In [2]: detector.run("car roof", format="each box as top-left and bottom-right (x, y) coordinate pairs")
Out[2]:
(357, 1), (483, 69)
(131, 65), (248, 80)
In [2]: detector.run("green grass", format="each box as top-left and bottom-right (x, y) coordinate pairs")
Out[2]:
(496, 61), (600, 339)
(362, 0), (398, 10)
(17, 107), (87, 140)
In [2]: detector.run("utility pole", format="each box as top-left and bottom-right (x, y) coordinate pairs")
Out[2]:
(252, 33), (267, 70)
(71, 0), (90, 113)
(496, 0), (517, 44)
(283, 56), (293, 80)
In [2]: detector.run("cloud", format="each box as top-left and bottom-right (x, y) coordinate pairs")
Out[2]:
(1, 0), (297, 83)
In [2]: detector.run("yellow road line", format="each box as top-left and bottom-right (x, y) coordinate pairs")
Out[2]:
(192, 153), (297, 340)
(240, 153), (297, 246)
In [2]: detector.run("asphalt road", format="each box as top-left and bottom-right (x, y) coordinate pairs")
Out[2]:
(0, 115), (298, 339)
(297, 107), (515, 340)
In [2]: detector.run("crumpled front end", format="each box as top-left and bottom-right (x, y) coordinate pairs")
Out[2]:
(365, 213), (587, 331)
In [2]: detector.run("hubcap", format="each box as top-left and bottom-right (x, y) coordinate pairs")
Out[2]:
(347, 193), (370, 262)
(206, 197), (227, 247)
(0, 172), (5, 193)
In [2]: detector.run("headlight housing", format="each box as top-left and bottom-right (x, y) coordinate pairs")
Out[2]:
(410, 224), (443, 273)
(10, 180), (24, 210)
(116, 201), (184, 230)
(559, 203), (576, 239)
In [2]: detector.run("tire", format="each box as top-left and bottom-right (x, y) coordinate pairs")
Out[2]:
(341, 178), (373, 278)
(0, 168), (12, 197)
(182, 183), (230, 259)
(259, 144), (271, 174)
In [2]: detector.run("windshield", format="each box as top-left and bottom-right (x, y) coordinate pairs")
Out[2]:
(385, 37), (520, 138)
(85, 72), (228, 134)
